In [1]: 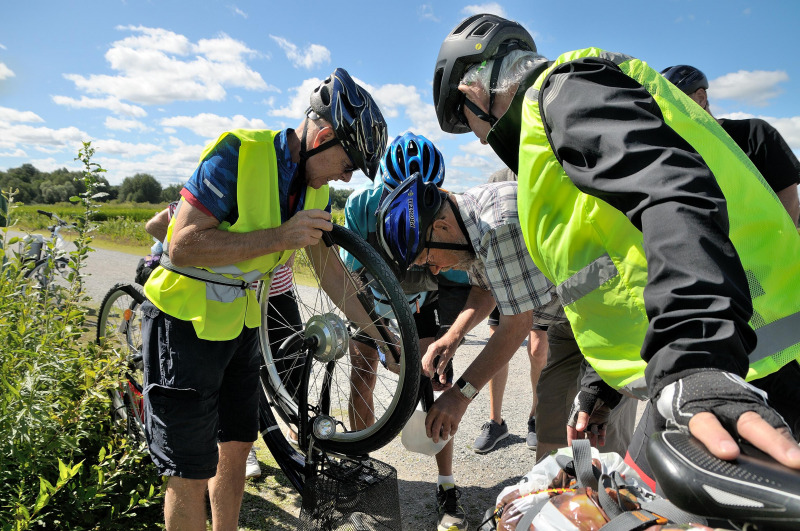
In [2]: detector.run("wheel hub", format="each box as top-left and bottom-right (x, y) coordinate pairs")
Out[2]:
(304, 313), (349, 363)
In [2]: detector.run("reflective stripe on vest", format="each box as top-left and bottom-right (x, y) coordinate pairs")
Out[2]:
(145, 129), (329, 340)
(518, 48), (800, 390)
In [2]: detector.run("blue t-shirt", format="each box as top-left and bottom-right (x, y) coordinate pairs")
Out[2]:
(181, 130), (331, 225)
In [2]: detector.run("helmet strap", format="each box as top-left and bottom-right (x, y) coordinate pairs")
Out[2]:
(298, 112), (342, 181)
(425, 196), (475, 254)
(469, 40), (530, 127)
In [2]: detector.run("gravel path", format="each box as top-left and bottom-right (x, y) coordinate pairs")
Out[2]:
(11, 234), (636, 530)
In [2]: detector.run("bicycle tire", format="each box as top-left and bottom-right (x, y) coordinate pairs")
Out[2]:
(96, 282), (147, 443)
(24, 257), (81, 304)
(258, 224), (420, 456)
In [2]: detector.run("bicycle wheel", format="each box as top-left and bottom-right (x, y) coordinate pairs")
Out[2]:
(24, 257), (81, 305)
(258, 225), (420, 456)
(96, 283), (147, 443)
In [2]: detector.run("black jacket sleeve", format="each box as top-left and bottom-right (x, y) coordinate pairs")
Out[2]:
(539, 57), (756, 396)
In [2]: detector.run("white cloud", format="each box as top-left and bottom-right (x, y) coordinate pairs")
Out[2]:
(160, 113), (269, 138)
(717, 111), (800, 151)
(710, 70), (788, 107)
(270, 36), (331, 69)
(418, 4), (439, 22)
(0, 149), (26, 157)
(63, 26), (274, 106)
(229, 5), (248, 18)
(93, 138), (163, 157)
(52, 95), (147, 117)
(270, 77), (322, 119)
(462, 3), (506, 17)
(0, 123), (87, 148)
(371, 83), (443, 141)
(0, 106), (44, 124)
(0, 62), (14, 80)
(96, 136), (206, 185)
(105, 116), (148, 132)
(23, 156), (80, 173)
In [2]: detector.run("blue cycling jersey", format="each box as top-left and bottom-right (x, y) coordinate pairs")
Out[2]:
(182, 129), (331, 225)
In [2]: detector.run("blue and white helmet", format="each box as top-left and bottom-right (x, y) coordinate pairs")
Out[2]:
(309, 68), (388, 179)
(380, 132), (445, 191)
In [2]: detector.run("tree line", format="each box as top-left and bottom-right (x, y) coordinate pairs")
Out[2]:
(0, 163), (354, 207)
(0, 164), (182, 204)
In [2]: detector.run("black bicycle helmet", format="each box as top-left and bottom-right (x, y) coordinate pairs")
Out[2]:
(433, 14), (536, 134)
(660, 65), (709, 95)
(309, 68), (388, 179)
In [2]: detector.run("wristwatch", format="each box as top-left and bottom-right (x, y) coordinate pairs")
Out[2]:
(455, 377), (479, 400)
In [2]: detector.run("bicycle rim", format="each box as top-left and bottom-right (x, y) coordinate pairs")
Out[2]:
(97, 283), (146, 443)
(258, 225), (420, 456)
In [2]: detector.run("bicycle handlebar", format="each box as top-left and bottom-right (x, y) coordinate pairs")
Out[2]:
(37, 209), (73, 228)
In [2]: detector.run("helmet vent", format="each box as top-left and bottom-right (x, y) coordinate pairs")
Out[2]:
(395, 144), (405, 170)
(453, 15), (480, 35)
(471, 21), (495, 37)
(407, 139), (418, 157)
(319, 86), (330, 106)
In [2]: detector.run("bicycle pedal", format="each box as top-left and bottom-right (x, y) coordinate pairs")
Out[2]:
(647, 430), (800, 530)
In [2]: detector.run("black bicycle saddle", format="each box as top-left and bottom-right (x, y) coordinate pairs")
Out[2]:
(647, 430), (800, 530)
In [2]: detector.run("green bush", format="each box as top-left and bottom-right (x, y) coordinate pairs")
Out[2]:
(0, 149), (163, 530)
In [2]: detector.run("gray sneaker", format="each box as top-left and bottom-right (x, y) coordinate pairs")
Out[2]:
(526, 417), (538, 450)
(473, 419), (509, 454)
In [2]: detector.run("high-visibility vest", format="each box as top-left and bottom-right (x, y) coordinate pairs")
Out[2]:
(145, 129), (329, 340)
(518, 48), (800, 396)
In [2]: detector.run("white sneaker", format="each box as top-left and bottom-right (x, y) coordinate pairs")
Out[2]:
(245, 447), (262, 479)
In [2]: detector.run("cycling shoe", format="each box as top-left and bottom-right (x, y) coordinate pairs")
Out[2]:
(647, 430), (800, 530)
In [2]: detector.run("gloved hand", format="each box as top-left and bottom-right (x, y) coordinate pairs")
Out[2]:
(655, 370), (789, 435)
(567, 385), (620, 447)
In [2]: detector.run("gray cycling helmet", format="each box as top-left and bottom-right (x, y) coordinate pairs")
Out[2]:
(661, 65), (709, 95)
(309, 68), (388, 179)
(433, 14), (536, 134)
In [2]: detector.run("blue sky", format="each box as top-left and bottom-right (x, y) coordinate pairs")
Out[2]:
(1, 0), (799, 193)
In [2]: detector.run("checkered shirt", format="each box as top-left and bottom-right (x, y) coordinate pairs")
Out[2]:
(455, 181), (566, 326)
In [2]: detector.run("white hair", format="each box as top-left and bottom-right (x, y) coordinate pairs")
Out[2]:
(461, 50), (545, 94)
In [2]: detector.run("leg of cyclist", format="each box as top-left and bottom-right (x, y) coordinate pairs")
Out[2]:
(349, 340), (379, 430)
(209, 440), (251, 529)
(164, 477), (208, 530)
(142, 301), (261, 531)
(430, 284), (471, 531)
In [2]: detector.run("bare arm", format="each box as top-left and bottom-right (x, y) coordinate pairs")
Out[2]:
(776, 184), (800, 227)
(168, 200), (332, 267)
(422, 286), (497, 380)
(145, 208), (170, 243)
(425, 310), (533, 442)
